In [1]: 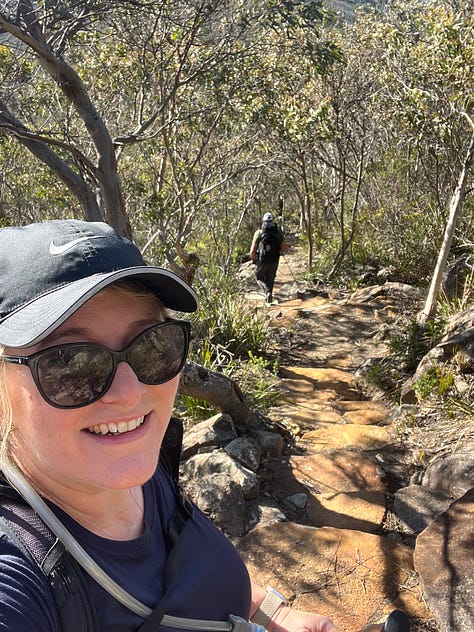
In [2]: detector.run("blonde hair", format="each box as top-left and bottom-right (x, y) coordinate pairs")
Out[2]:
(0, 280), (169, 464)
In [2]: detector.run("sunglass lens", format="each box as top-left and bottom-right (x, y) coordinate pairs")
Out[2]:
(130, 323), (187, 384)
(36, 346), (113, 407)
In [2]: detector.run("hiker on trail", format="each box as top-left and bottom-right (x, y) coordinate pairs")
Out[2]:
(0, 219), (335, 632)
(249, 212), (288, 304)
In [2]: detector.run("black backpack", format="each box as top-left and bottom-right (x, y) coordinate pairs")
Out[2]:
(257, 222), (282, 263)
(0, 417), (190, 632)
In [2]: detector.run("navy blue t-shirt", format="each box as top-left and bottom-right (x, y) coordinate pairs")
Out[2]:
(0, 466), (251, 631)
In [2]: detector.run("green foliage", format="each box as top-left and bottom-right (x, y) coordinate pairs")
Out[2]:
(447, 397), (474, 418)
(389, 317), (445, 372)
(192, 263), (271, 359)
(413, 365), (455, 400)
(362, 358), (399, 394)
(3, 0), (474, 309)
(178, 260), (278, 421)
(178, 393), (216, 421)
(179, 344), (281, 421)
(216, 349), (282, 411)
(178, 338), (230, 420)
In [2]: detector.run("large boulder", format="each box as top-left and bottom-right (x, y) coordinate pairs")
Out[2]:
(414, 489), (474, 632)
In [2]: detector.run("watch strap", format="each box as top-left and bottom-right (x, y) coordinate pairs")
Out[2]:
(251, 587), (288, 629)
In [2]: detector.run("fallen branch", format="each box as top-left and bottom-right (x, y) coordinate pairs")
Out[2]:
(179, 362), (259, 431)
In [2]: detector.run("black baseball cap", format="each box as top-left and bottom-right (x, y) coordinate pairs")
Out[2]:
(0, 219), (199, 348)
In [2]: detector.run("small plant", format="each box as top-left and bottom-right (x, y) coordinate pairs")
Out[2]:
(192, 263), (272, 359)
(180, 337), (281, 421)
(178, 394), (215, 420)
(413, 365), (455, 400)
(448, 397), (474, 417)
(233, 351), (282, 411)
(389, 317), (444, 372)
(359, 357), (400, 397)
(177, 260), (279, 422)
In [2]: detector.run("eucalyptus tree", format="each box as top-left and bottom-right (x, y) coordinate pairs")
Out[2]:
(245, 11), (384, 275)
(0, 0), (134, 235)
(0, 0), (338, 274)
(121, 0), (342, 269)
(222, 2), (342, 270)
(350, 0), (474, 283)
(0, 0), (267, 243)
(310, 20), (382, 278)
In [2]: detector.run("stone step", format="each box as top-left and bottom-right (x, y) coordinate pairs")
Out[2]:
(299, 424), (393, 452)
(237, 522), (431, 632)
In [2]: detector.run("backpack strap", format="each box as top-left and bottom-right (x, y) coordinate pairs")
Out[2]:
(0, 417), (191, 631)
(0, 483), (99, 632)
(161, 416), (184, 484)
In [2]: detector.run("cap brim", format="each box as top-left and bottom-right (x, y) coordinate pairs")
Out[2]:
(0, 267), (199, 348)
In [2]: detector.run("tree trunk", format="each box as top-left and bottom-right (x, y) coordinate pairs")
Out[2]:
(417, 130), (474, 327)
(0, 2), (132, 239)
(179, 362), (259, 432)
(0, 99), (104, 222)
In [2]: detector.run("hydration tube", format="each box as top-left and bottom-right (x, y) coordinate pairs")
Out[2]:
(1, 462), (263, 632)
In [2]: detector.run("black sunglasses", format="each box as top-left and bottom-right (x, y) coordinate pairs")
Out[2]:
(3, 320), (190, 409)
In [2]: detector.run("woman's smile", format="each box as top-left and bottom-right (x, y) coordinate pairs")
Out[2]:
(4, 289), (179, 496)
(86, 414), (146, 436)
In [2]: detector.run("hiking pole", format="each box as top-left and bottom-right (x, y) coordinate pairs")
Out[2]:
(281, 253), (304, 291)
(279, 194), (284, 233)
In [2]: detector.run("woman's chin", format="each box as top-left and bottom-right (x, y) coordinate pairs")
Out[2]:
(91, 456), (159, 491)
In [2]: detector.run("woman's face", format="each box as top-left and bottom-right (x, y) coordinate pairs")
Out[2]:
(3, 288), (180, 496)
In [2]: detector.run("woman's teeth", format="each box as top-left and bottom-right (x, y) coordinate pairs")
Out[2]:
(87, 416), (145, 435)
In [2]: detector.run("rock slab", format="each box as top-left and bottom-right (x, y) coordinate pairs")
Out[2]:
(238, 522), (430, 632)
(414, 488), (474, 632)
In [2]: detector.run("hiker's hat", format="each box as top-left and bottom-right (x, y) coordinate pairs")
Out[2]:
(263, 213), (273, 221)
(0, 219), (199, 348)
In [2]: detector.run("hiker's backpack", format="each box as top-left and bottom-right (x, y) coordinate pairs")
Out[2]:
(0, 417), (188, 632)
(257, 222), (282, 263)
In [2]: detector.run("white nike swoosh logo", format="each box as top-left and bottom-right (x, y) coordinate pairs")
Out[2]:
(49, 235), (106, 255)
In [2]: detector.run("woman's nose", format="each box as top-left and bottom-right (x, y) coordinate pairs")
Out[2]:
(100, 361), (147, 405)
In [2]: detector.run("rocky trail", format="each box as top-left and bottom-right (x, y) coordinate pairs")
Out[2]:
(181, 251), (473, 632)
(233, 254), (473, 632)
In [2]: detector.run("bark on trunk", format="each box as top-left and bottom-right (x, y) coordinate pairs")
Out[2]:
(179, 362), (259, 431)
(417, 130), (474, 327)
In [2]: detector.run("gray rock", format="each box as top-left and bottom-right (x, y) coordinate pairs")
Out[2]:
(350, 281), (421, 304)
(382, 281), (422, 300)
(192, 472), (246, 536)
(442, 255), (474, 301)
(354, 358), (387, 399)
(182, 413), (237, 459)
(182, 451), (260, 500)
(252, 429), (284, 457)
(414, 488), (474, 631)
(447, 305), (474, 337)
(393, 485), (454, 534)
(350, 285), (385, 302)
(417, 454), (474, 498)
(247, 497), (287, 531)
(286, 493), (308, 509)
(225, 436), (262, 472)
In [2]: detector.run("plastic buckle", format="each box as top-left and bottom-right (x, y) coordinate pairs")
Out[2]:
(229, 615), (265, 632)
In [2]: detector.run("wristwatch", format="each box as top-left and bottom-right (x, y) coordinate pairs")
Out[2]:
(252, 586), (288, 629)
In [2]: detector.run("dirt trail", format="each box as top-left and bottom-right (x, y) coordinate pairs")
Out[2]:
(238, 251), (438, 631)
